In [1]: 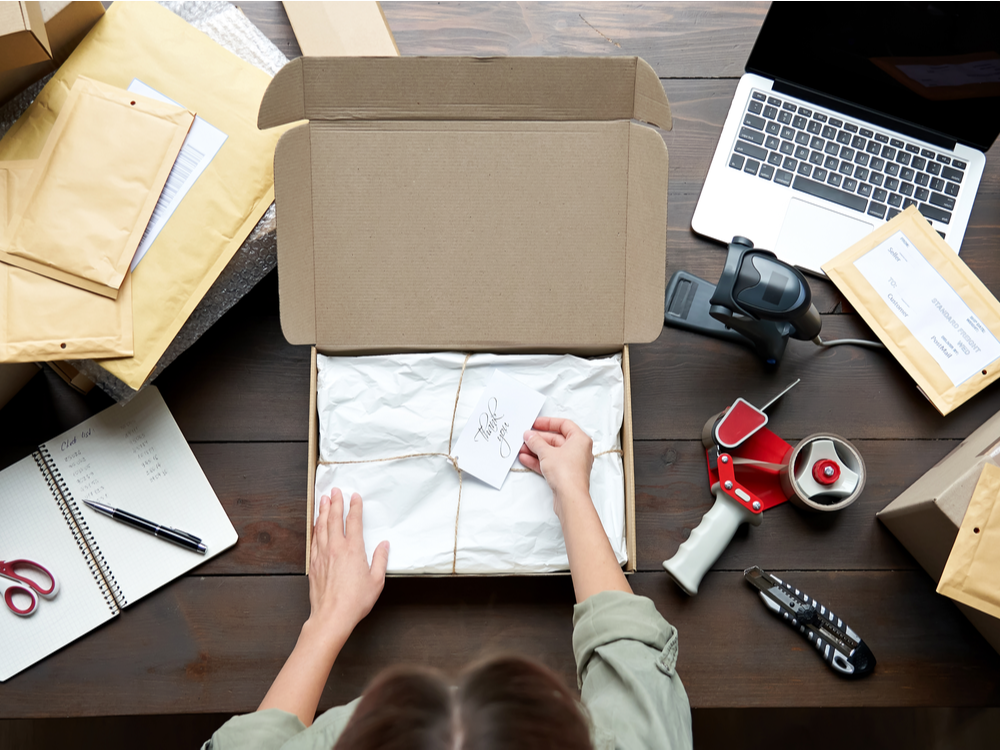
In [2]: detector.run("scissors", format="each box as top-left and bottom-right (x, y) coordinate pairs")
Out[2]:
(1, 559), (59, 617)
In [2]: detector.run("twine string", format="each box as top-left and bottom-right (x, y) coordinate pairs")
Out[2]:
(317, 354), (622, 573)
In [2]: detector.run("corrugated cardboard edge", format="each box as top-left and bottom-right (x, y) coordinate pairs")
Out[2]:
(306, 346), (318, 572)
(41, 1), (104, 64)
(46, 360), (95, 393)
(878, 409), (1000, 575)
(21, 1), (50, 57)
(275, 125), (315, 346)
(282, 1), (398, 57)
(622, 344), (637, 572)
(632, 57), (672, 131)
(259, 57), (672, 129)
(305, 346), (638, 576)
(2, 2), (52, 62)
(0, 2), (53, 104)
(258, 57), (306, 129)
(625, 123), (669, 343)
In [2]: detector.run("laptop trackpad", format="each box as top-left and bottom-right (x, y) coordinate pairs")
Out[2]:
(774, 199), (874, 274)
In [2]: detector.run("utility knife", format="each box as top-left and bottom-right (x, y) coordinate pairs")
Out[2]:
(744, 566), (875, 678)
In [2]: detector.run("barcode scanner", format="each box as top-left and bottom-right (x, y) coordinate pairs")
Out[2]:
(664, 236), (823, 364)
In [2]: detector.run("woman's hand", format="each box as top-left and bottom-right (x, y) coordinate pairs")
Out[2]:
(520, 417), (631, 602)
(307, 489), (389, 638)
(257, 488), (388, 725)
(519, 417), (594, 520)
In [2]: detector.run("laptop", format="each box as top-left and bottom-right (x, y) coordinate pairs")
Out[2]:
(692, 2), (1000, 276)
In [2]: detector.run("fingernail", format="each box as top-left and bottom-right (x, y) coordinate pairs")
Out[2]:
(523, 430), (533, 441)
(320, 495), (330, 506)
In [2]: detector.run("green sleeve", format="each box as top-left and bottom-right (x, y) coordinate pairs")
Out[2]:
(200, 709), (305, 750)
(201, 698), (361, 750)
(573, 591), (693, 750)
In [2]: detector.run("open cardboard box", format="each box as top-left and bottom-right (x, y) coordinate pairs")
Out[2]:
(258, 56), (671, 574)
(878, 410), (1000, 654)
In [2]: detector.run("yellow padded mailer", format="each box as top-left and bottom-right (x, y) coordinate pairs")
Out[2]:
(1, 77), (193, 299)
(0, 160), (133, 362)
(0, 2), (285, 388)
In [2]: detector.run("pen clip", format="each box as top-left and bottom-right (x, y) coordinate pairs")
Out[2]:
(162, 526), (203, 544)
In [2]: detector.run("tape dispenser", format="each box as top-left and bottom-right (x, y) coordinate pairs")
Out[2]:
(662, 380), (866, 595)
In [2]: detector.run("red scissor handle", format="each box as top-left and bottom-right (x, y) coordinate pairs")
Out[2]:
(4, 585), (37, 616)
(0, 559), (59, 598)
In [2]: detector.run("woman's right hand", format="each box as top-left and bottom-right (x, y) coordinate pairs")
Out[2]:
(521, 417), (631, 601)
(520, 417), (594, 519)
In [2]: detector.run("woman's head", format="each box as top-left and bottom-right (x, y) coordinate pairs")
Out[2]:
(332, 655), (593, 749)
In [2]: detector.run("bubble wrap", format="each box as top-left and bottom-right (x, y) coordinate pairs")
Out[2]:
(0, 2), (289, 402)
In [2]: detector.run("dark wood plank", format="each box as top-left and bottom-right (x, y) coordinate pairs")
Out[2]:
(3, 0), (999, 726)
(192, 442), (306, 575)
(0, 367), (113, 468)
(154, 272), (312, 444)
(1, 571), (996, 717)
(381, 1), (766, 78)
(234, 1), (301, 59)
(658, 571), (1000, 708)
(631, 312), (1000, 441)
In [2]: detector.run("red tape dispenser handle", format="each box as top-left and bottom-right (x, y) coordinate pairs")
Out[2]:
(662, 453), (763, 596)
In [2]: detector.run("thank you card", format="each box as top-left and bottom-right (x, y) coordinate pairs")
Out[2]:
(453, 370), (545, 489)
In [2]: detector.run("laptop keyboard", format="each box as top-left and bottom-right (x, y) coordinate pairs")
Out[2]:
(729, 90), (966, 231)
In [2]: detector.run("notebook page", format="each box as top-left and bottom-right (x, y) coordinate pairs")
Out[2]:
(0, 456), (117, 682)
(45, 387), (237, 605)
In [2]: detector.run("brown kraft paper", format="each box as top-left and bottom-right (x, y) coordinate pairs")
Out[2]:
(937, 463), (1000, 620)
(823, 205), (1000, 415)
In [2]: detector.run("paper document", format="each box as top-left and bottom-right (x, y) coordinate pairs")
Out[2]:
(854, 230), (1000, 386)
(127, 79), (228, 270)
(453, 370), (545, 489)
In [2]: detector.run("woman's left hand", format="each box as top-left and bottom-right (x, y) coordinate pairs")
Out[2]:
(307, 488), (389, 636)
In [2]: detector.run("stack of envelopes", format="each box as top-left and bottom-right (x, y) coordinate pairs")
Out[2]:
(0, 2), (284, 391)
(0, 76), (192, 362)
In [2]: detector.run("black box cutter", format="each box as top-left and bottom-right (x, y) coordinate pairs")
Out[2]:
(744, 566), (875, 678)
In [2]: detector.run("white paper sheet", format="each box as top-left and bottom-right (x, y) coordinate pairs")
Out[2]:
(126, 79), (228, 270)
(315, 352), (626, 574)
(452, 369), (546, 489)
(854, 230), (1000, 386)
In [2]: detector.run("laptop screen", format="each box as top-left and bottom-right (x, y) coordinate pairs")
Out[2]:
(746, 2), (1000, 151)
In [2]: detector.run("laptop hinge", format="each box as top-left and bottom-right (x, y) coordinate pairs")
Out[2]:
(769, 78), (958, 151)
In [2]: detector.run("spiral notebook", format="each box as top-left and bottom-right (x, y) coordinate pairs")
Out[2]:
(0, 386), (237, 681)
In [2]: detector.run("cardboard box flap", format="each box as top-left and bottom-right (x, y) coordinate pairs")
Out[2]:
(267, 56), (669, 352)
(0, 2), (52, 70)
(259, 56), (672, 129)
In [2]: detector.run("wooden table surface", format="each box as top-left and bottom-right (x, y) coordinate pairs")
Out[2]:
(2, 1), (999, 718)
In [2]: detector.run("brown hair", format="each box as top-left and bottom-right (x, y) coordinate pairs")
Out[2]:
(332, 655), (593, 749)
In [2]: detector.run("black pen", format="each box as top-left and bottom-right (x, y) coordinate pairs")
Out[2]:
(83, 500), (207, 554)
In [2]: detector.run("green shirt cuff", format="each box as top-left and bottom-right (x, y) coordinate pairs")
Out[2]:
(572, 590), (678, 686)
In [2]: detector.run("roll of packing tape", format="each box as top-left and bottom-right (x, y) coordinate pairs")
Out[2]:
(780, 433), (865, 512)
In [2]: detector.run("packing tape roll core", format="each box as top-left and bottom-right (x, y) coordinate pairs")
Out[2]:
(781, 433), (866, 512)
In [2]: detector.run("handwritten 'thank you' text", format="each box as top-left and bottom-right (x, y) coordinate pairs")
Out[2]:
(473, 397), (511, 458)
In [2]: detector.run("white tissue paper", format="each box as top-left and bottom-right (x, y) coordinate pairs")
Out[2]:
(315, 352), (627, 574)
